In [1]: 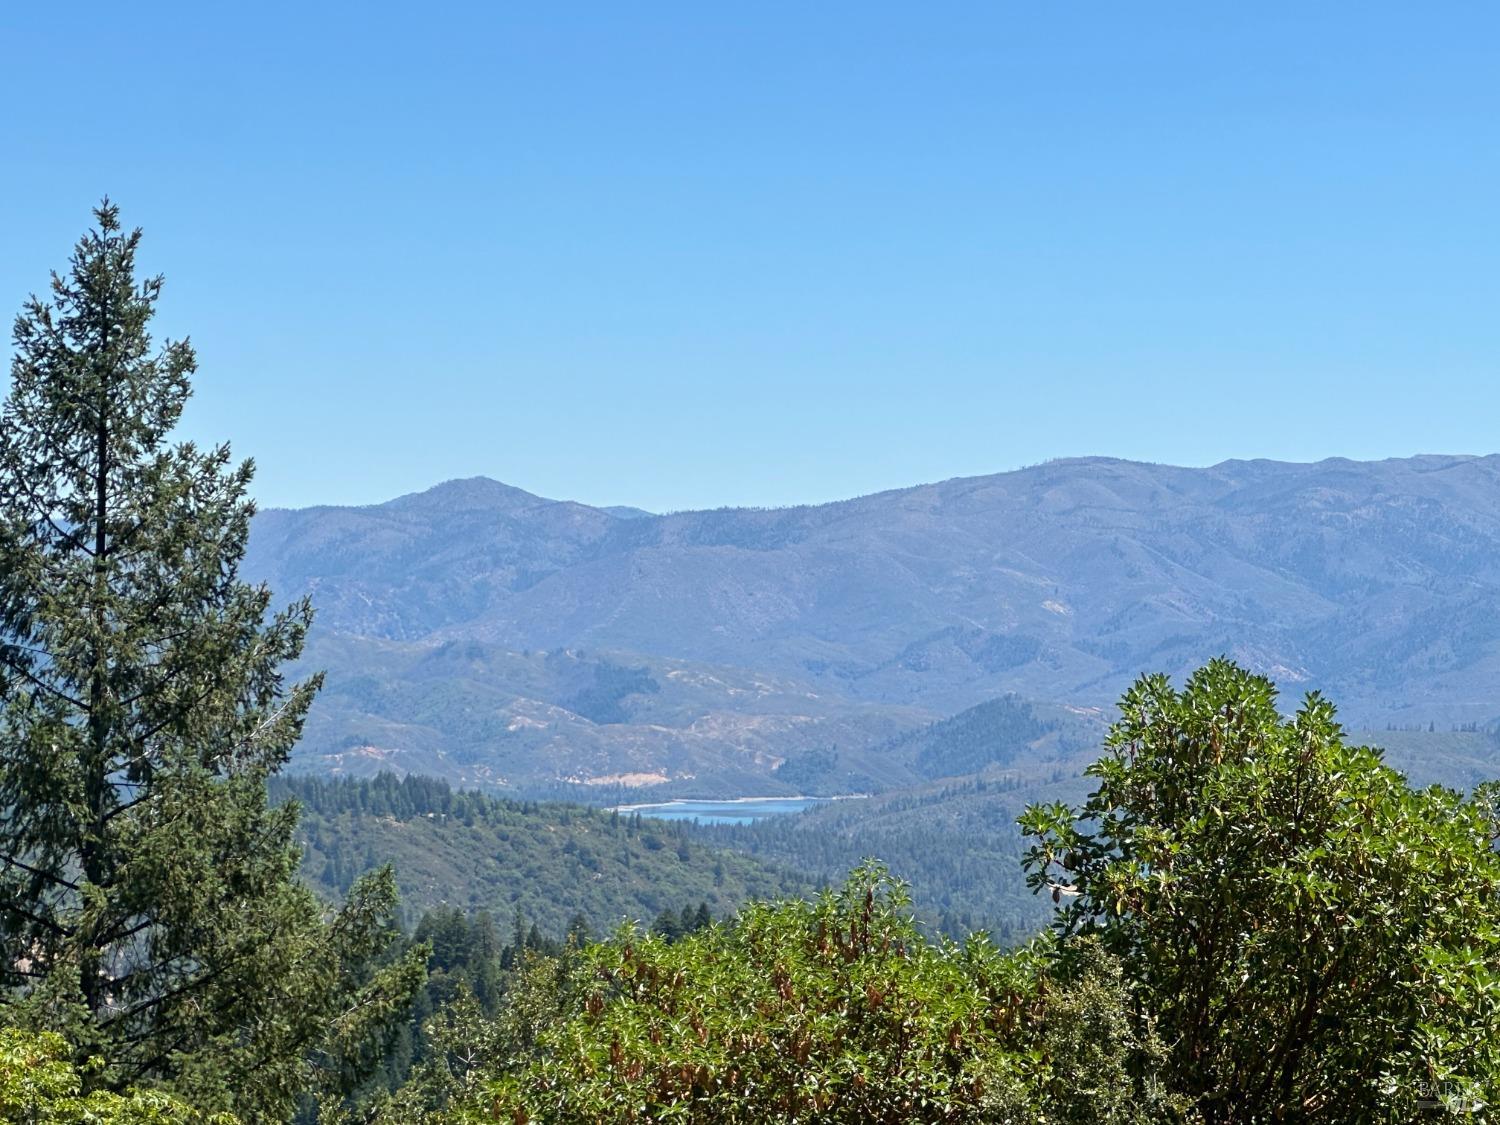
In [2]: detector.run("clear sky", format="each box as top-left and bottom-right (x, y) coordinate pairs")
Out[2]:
(2, 4), (1497, 512)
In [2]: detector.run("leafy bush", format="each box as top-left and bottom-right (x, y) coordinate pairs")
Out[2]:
(1021, 658), (1500, 1121)
(0, 1027), (232, 1123)
(380, 865), (1169, 1123)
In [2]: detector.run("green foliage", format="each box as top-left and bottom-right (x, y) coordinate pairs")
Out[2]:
(0, 1026), (230, 1123)
(0, 205), (425, 1119)
(900, 695), (1057, 780)
(352, 948), (585, 1123)
(767, 746), (842, 790)
(280, 774), (810, 936)
(715, 771), (1077, 940)
(325, 895), (742, 1115)
(1021, 658), (1500, 1121)
(390, 866), (1168, 1124)
(558, 659), (660, 725)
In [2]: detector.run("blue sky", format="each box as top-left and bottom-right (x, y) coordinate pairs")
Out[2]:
(2, 4), (1497, 512)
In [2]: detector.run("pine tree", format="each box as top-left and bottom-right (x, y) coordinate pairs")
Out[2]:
(0, 203), (425, 1119)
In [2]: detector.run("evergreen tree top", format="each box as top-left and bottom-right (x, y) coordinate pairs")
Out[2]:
(0, 203), (425, 1120)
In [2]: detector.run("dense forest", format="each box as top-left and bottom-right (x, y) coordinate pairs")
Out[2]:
(6, 210), (1500, 1122)
(275, 772), (809, 935)
(276, 768), (1065, 942)
(705, 771), (1077, 940)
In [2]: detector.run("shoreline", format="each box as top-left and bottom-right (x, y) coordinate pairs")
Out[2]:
(613, 793), (867, 813)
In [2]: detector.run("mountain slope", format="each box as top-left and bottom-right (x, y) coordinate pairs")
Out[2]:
(292, 632), (923, 792)
(248, 455), (1500, 788)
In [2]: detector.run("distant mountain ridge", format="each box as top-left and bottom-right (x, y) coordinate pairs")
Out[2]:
(245, 455), (1500, 789)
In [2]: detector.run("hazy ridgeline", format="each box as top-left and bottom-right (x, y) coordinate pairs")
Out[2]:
(248, 454), (1500, 796)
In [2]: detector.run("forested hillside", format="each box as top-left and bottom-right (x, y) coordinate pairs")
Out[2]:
(710, 772), (1082, 940)
(279, 774), (812, 936)
(715, 715), (1500, 939)
(276, 718), (1500, 948)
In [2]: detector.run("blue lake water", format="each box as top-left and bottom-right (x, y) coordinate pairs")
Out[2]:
(621, 797), (826, 827)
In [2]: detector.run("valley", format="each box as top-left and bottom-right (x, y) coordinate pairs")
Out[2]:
(241, 460), (1500, 944)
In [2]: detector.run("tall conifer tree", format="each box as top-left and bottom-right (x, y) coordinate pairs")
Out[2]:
(0, 203), (424, 1118)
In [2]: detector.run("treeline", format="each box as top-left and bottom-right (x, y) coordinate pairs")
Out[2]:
(890, 693), (1060, 779)
(279, 769), (1067, 940)
(273, 772), (472, 819)
(706, 770), (1079, 940)
(280, 772), (810, 936)
(1381, 719), (1493, 733)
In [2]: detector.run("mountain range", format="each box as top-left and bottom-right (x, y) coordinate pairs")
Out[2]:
(245, 454), (1500, 791)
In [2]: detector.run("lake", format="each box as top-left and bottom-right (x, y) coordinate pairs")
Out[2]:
(620, 796), (827, 826)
